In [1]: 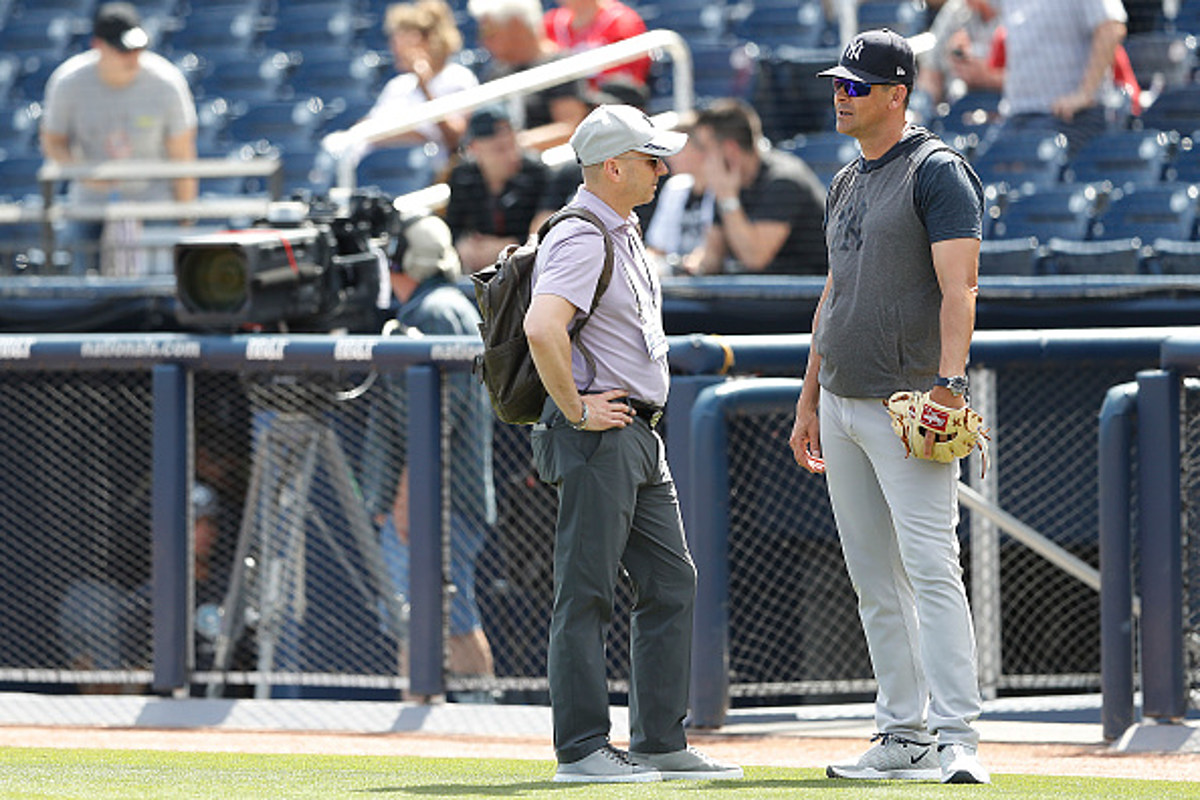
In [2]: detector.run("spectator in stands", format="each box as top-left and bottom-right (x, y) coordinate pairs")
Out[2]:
(362, 0), (479, 175)
(468, 0), (561, 130)
(985, 0), (1129, 158)
(690, 99), (827, 275)
(376, 214), (498, 685)
(644, 119), (714, 275)
(543, 0), (651, 88)
(40, 2), (197, 276)
(446, 105), (550, 272)
(917, 0), (1003, 107)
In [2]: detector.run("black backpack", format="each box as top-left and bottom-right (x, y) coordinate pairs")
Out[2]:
(471, 206), (614, 425)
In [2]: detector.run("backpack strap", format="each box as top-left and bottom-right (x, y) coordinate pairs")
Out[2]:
(536, 205), (617, 390)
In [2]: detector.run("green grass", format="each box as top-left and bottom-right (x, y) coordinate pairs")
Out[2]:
(0, 749), (1195, 799)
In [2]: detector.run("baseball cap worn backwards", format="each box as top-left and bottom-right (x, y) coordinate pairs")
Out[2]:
(94, 2), (150, 51)
(817, 28), (915, 85)
(570, 104), (687, 167)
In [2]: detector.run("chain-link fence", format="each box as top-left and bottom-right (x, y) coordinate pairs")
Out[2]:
(0, 333), (1169, 708)
(1183, 381), (1200, 707)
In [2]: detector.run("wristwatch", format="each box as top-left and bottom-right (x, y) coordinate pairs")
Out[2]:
(568, 401), (589, 430)
(717, 196), (742, 214)
(935, 375), (969, 397)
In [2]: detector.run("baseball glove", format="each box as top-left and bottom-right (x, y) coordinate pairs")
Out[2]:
(884, 391), (990, 471)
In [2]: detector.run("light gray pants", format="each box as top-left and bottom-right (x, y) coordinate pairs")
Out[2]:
(531, 400), (696, 764)
(820, 389), (982, 746)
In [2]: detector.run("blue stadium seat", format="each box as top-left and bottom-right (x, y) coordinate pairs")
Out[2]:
(199, 53), (291, 105)
(165, 7), (260, 61)
(782, 131), (859, 187)
(0, 11), (81, 61)
(0, 99), (43, 157)
(1166, 136), (1200, 183)
(934, 90), (1003, 138)
(1040, 237), (1145, 275)
(1145, 239), (1200, 274)
(288, 51), (385, 106)
(988, 185), (1098, 241)
(0, 155), (51, 202)
(15, 59), (59, 103)
(1123, 31), (1198, 91)
(261, 6), (362, 53)
(751, 47), (840, 140)
(641, 0), (727, 42)
(227, 97), (328, 152)
(356, 145), (437, 199)
(971, 130), (1068, 192)
(1062, 129), (1171, 189)
(855, 0), (924, 37)
(731, 0), (832, 49)
(1140, 83), (1200, 135)
(1090, 182), (1199, 242)
(978, 236), (1040, 276)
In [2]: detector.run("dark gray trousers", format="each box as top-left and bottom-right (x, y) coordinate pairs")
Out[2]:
(531, 400), (696, 764)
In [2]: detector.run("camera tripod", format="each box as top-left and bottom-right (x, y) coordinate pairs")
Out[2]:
(207, 403), (406, 698)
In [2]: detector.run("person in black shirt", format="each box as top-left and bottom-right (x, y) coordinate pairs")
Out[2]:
(445, 104), (550, 272)
(692, 98), (828, 275)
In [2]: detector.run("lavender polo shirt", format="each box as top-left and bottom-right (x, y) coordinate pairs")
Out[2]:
(531, 186), (670, 407)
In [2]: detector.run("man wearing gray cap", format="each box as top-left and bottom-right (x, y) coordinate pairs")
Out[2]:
(41, 2), (197, 275)
(524, 105), (742, 783)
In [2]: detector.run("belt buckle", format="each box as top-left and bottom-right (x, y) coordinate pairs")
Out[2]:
(648, 408), (663, 428)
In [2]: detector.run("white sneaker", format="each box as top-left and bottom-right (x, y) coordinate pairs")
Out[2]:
(553, 744), (663, 783)
(826, 733), (941, 780)
(629, 746), (744, 780)
(939, 742), (991, 784)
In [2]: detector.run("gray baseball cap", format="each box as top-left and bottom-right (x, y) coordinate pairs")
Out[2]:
(569, 104), (687, 167)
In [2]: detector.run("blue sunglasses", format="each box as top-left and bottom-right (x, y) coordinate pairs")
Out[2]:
(832, 78), (874, 97)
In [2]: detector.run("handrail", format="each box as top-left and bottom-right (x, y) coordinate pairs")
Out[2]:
(322, 29), (695, 189)
(37, 157), (282, 183)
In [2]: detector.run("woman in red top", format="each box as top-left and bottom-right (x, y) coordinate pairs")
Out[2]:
(543, 0), (651, 87)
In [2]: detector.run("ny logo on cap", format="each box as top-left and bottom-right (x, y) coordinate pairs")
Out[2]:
(845, 39), (864, 61)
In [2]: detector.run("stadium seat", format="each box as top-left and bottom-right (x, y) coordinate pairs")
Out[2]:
(198, 53), (291, 106)
(1166, 136), (1200, 183)
(356, 145), (437, 199)
(971, 130), (1068, 192)
(261, 6), (362, 53)
(934, 90), (1003, 138)
(0, 99), (43, 157)
(1140, 84), (1200, 135)
(751, 47), (840, 140)
(978, 236), (1040, 276)
(0, 11), (81, 61)
(855, 0), (924, 37)
(165, 7), (260, 61)
(1090, 183), (1199, 242)
(988, 185), (1098, 242)
(1123, 31), (1198, 91)
(15, 59), (60, 103)
(227, 97), (328, 152)
(640, 0), (727, 42)
(1040, 237), (1144, 275)
(288, 50), (385, 106)
(730, 0), (832, 49)
(1062, 129), (1171, 190)
(1145, 238), (1200, 274)
(782, 131), (859, 187)
(0, 155), (52, 202)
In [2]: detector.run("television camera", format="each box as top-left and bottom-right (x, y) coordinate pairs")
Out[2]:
(174, 190), (401, 332)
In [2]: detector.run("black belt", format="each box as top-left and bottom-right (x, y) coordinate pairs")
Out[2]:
(627, 398), (664, 428)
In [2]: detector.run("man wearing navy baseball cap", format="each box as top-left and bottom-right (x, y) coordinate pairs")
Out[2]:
(817, 27), (916, 86)
(793, 28), (991, 785)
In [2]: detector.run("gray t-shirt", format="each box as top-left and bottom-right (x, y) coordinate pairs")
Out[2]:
(816, 129), (983, 399)
(532, 186), (670, 407)
(42, 50), (197, 203)
(996, 0), (1128, 116)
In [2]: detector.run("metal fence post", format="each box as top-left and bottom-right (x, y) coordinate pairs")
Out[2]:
(1137, 368), (1185, 722)
(407, 364), (444, 698)
(968, 366), (1001, 700)
(1099, 382), (1138, 742)
(151, 363), (191, 695)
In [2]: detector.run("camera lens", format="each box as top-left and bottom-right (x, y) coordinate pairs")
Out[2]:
(178, 247), (249, 313)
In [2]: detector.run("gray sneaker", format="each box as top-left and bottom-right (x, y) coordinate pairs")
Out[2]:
(629, 746), (744, 780)
(939, 742), (991, 784)
(553, 744), (663, 783)
(826, 732), (941, 780)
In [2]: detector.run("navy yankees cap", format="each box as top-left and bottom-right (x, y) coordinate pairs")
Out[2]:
(817, 28), (915, 86)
